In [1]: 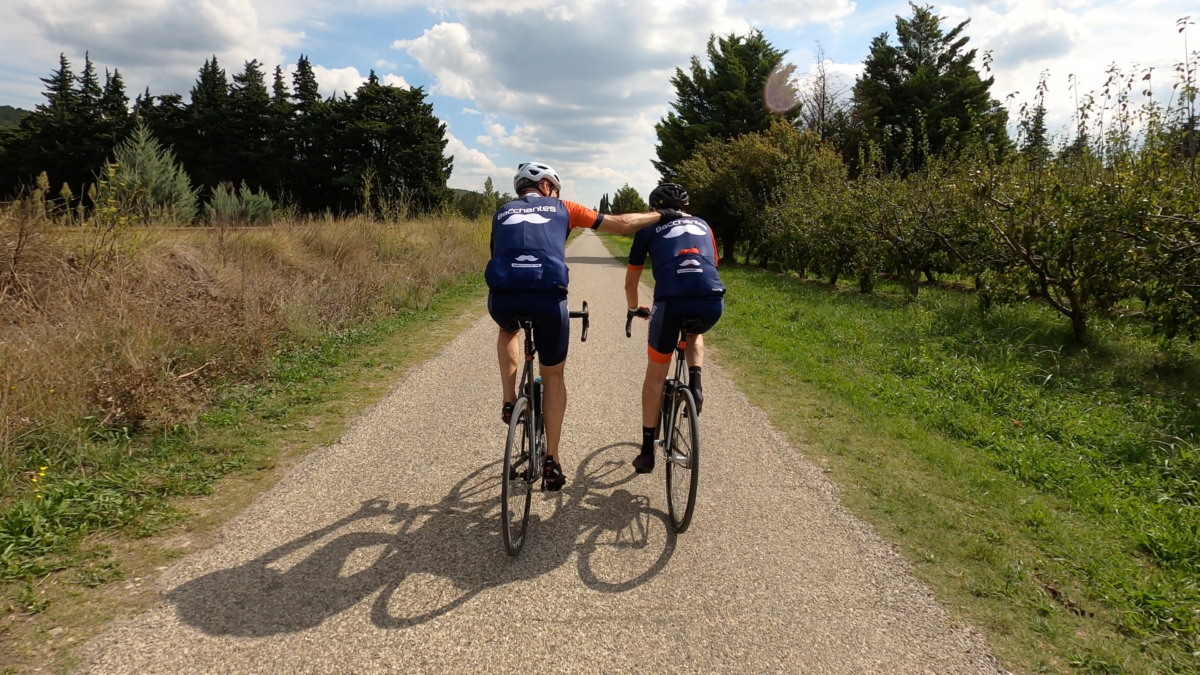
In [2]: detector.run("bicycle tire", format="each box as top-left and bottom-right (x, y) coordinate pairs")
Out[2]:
(664, 386), (699, 533)
(501, 397), (533, 556)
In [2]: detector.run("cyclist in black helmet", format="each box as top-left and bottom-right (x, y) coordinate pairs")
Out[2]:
(488, 163), (680, 490)
(624, 183), (725, 473)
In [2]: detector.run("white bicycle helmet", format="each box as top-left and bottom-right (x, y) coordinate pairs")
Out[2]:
(514, 162), (561, 194)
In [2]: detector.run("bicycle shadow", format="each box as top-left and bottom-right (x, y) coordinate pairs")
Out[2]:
(167, 443), (675, 637)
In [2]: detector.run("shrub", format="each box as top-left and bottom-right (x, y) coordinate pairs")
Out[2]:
(205, 181), (276, 225)
(95, 123), (197, 223)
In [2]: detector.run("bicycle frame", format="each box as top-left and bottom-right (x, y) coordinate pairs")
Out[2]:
(657, 326), (694, 463)
(516, 321), (543, 490)
(509, 303), (589, 493)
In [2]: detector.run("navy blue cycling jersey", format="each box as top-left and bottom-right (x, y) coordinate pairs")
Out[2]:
(485, 193), (602, 294)
(628, 215), (725, 300)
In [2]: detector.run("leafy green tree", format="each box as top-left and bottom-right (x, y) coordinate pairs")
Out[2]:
(337, 72), (452, 213)
(676, 121), (821, 265)
(610, 184), (647, 214)
(853, 3), (1009, 170)
(96, 123), (197, 222)
(654, 31), (798, 179)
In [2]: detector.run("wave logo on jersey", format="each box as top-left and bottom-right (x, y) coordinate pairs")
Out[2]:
(502, 213), (552, 225)
(662, 222), (709, 239)
(679, 259), (702, 267)
(516, 255), (539, 262)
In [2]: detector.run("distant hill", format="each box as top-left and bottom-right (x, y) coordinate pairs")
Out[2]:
(0, 105), (30, 128)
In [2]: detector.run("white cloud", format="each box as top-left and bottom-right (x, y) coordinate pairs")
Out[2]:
(283, 64), (409, 98)
(444, 132), (499, 190)
(462, 107), (482, 114)
(383, 73), (409, 89)
(939, 0), (1196, 132)
(3, 0), (302, 101)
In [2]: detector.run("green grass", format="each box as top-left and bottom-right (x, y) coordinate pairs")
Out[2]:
(600, 233), (1200, 674)
(0, 273), (485, 590)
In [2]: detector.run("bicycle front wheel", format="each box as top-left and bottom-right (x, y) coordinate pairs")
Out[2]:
(501, 397), (533, 556)
(665, 387), (700, 533)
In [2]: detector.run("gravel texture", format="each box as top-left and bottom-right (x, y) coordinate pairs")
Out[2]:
(80, 231), (1007, 674)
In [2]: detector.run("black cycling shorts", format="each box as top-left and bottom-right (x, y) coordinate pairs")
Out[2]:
(648, 296), (724, 360)
(488, 292), (570, 367)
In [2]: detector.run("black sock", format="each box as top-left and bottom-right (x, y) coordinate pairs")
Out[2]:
(689, 366), (702, 391)
(641, 426), (656, 454)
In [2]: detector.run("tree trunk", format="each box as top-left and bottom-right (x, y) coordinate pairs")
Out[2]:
(829, 264), (841, 286)
(758, 253), (770, 269)
(923, 267), (937, 283)
(720, 233), (738, 265)
(1068, 291), (1088, 343)
(909, 269), (921, 298)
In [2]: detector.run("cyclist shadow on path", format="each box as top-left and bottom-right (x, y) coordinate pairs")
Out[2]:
(168, 443), (674, 638)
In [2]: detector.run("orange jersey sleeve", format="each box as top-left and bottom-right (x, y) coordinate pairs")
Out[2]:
(564, 201), (604, 230)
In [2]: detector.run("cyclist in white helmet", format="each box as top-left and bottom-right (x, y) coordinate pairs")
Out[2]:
(487, 162), (682, 490)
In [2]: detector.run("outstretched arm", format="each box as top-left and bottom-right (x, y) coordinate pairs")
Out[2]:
(596, 211), (664, 235)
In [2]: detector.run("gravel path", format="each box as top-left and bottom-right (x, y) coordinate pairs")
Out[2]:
(81, 231), (1005, 674)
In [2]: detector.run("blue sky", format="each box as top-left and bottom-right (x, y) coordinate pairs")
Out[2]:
(1, 0), (1195, 208)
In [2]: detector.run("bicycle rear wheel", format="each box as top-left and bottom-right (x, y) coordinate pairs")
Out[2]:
(501, 397), (533, 556)
(664, 387), (700, 533)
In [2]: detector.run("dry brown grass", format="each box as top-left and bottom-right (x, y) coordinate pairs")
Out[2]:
(0, 202), (488, 475)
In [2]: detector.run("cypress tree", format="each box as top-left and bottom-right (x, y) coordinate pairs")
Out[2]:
(180, 57), (232, 192)
(229, 60), (272, 189)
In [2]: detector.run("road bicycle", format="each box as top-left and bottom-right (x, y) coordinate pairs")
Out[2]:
(501, 302), (590, 557)
(625, 309), (700, 534)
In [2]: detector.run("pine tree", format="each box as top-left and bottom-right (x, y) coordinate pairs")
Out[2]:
(78, 53), (104, 120)
(180, 57), (232, 192)
(229, 60), (272, 189)
(292, 56), (321, 113)
(41, 54), (79, 118)
(654, 31), (796, 178)
(101, 69), (129, 122)
(853, 3), (1010, 170)
(1020, 102), (1050, 165)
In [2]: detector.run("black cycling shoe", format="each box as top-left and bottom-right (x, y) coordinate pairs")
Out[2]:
(543, 455), (566, 491)
(632, 451), (655, 474)
(501, 401), (514, 425)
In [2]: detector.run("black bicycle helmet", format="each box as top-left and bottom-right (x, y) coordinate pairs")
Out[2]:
(648, 183), (689, 209)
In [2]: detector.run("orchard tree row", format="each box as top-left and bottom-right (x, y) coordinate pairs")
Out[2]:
(650, 4), (1198, 342)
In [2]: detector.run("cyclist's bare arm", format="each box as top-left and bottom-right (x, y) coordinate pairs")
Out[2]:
(596, 212), (663, 235)
(625, 265), (642, 311)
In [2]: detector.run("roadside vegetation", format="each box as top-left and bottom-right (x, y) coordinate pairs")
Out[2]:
(617, 7), (1200, 671)
(602, 232), (1198, 674)
(0, 187), (487, 631)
